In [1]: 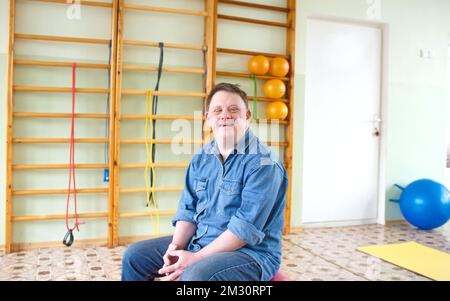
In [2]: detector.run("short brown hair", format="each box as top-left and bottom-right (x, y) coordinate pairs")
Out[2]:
(206, 83), (249, 111)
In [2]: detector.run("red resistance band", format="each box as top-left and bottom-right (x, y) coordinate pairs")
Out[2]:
(63, 63), (84, 247)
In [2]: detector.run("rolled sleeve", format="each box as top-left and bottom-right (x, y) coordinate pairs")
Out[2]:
(171, 208), (196, 227)
(227, 215), (265, 246)
(172, 159), (198, 227)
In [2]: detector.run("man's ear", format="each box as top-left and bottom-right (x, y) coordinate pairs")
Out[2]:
(246, 109), (252, 120)
(204, 111), (211, 128)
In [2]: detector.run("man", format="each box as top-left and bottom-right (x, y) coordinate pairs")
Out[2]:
(122, 83), (287, 281)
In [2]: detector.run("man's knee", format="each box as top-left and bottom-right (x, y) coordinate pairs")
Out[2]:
(121, 241), (161, 281)
(121, 243), (139, 269)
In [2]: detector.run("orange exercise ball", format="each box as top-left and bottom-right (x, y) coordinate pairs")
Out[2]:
(266, 101), (288, 120)
(269, 57), (290, 77)
(263, 79), (286, 99)
(248, 55), (269, 75)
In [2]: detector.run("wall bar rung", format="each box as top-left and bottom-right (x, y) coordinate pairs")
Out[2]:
(13, 188), (108, 196)
(120, 187), (184, 193)
(121, 139), (205, 145)
(123, 40), (205, 51)
(123, 65), (205, 74)
(14, 112), (109, 119)
(120, 163), (189, 169)
(124, 3), (208, 17)
(217, 70), (289, 81)
(15, 33), (111, 45)
(29, 0), (113, 8)
(15, 59), (110, 69)
(218, 0), (289, 13)
(218, 14), (289, 28)
(12, 212), (108, 222)
(13, 164), (108, 170)
(120, 114), (203, 121)
(13, 138), (109, 143)
(14, 86), (109, 94)
(247, 96), (288, 103)
(217, 47), (287, 58)
(257, 119), (288, 125)
(121, 90), (206, 97)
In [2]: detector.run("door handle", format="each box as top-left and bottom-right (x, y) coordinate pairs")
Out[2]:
(372, 115), (381, 137)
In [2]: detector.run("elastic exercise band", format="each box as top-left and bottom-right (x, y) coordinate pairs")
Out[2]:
(145, 90), (160, 235)
(103, 40), (112, 182)
(251, 74), (258, 120)
(63, 63), (84, 247)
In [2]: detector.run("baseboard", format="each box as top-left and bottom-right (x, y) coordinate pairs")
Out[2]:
(288, 226), (304, 234)
(385, 219), (408, 225)
(300, 218), (379, 228)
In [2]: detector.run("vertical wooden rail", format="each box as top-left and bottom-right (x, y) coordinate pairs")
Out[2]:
(202, 0), (217, 141)
(283, 0), (296, 234)
(5, 0), (16, 253)
(107, 0), (119, 248)
(112, 0), (125, 246)
(204, 0), (217, 92)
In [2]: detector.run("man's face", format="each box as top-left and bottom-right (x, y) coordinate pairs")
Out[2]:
(206, 91), (251, 146)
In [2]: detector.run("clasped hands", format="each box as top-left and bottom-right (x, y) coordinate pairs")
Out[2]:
(158, 243), (201, 281)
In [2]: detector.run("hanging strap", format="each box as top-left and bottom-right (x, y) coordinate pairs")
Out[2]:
(145, 90), (160, 235)
(251, 74), (258, 120)
(103, 40), (112, 183)
(147, 42), (164, 208)
(63, 63), (84, 247)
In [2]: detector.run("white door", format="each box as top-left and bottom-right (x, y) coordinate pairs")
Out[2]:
(302, 18), (382, 225)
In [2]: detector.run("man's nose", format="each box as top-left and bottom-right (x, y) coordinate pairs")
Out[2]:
(219, 109), (231, 119)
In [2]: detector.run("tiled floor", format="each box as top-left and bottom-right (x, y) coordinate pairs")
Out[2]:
(281, 223), (450, 281)
(1, 223), (449, 281)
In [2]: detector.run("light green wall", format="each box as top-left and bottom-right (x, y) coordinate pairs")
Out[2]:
(292, 0), (450, 224)
(1, 0), (450, 246)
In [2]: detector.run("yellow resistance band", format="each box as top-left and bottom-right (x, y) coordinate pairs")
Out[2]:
(145, 90), (160, 235)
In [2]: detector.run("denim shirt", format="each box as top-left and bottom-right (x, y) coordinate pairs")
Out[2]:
(172, 129), (288, 281)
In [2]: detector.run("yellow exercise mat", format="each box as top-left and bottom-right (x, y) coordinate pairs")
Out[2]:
(357, 241), (450, 281)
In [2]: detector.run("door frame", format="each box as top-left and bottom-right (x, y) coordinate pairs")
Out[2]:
(301, 14), (390, 227)
(445, 35), (450, 188)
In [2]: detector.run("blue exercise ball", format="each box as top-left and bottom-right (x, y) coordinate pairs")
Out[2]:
(390, 179), (450, 230)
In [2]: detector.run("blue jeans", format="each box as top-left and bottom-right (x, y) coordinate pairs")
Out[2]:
(121, 236), (262, 281)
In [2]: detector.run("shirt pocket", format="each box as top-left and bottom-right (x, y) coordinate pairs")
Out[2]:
(217, 179), (243, 217)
